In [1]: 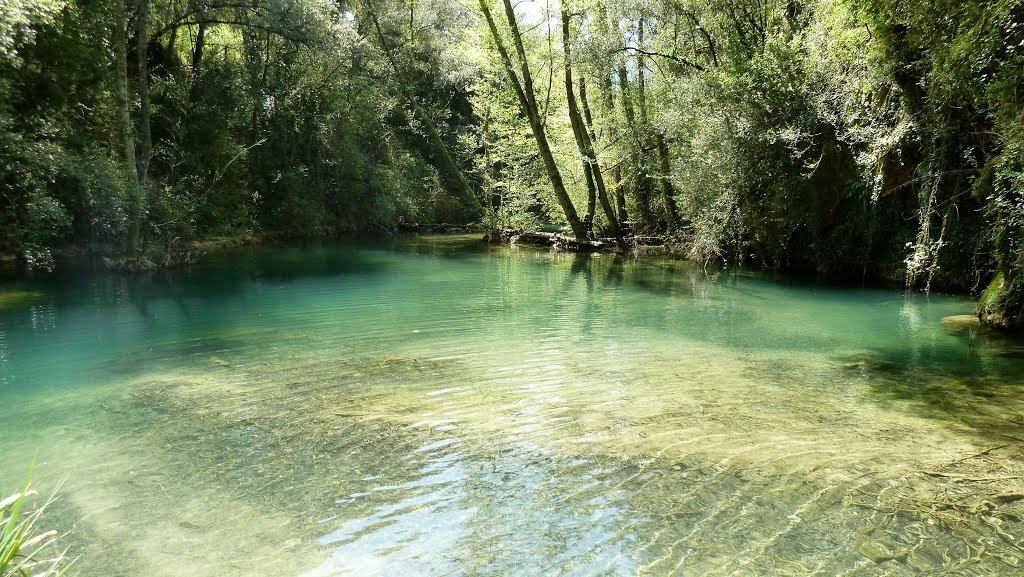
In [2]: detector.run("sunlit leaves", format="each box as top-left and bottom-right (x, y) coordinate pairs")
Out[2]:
(0, 0), (65, 64)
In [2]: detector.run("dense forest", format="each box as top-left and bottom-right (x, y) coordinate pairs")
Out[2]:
(0, 0), (1022, 324)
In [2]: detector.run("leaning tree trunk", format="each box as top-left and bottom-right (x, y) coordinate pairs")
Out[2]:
(561, 8), (624, 247)
(365, 7), (480, 215)
(479, 0), (588, 240)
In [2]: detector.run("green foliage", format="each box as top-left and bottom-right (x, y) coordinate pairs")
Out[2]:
(0, 0), (484, 263)
(1, 0), (1023, 324)
(0, 0), (65, 63)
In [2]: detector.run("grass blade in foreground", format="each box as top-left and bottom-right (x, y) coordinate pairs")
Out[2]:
(1, 475), (73, 577)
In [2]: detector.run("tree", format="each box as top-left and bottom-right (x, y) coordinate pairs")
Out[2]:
(359, 0), (481, 217)
(560, 5), (623, 245)
(478, 0), (588, 239)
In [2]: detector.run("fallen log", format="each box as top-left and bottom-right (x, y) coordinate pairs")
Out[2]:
(397, 223), (480, 234)
(487, 229), (655, 252)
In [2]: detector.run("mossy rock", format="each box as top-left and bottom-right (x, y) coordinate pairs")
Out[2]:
(977, 272), (1024, 330)
(0, 290), (47, 311)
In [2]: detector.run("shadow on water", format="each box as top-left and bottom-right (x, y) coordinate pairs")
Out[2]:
(831, 336), (1024, 444)
(0, 243), (390, 327)
(602, 254), (626, 287)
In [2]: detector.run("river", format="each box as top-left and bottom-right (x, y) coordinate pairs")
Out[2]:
(1, 235), (1022, 576)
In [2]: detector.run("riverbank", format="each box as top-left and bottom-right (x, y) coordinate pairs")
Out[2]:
(0, 227), (1007, 330)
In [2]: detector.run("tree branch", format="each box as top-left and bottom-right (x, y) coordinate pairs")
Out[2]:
(616, 46), (705, 72)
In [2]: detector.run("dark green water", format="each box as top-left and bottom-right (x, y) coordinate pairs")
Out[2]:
(2, 235), (1023, 576)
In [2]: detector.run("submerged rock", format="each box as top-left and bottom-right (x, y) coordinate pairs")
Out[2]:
(840, 358), (900, 374)
(940, 314), (984, 336)
(178, 513), (202, 529)
(940, 314), (1024, 357)
(856, 527), (908, 564)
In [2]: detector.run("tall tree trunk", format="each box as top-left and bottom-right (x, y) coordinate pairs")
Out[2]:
(613, 164), (628, 226)
(634, 17), (679, 229)
(365, 7), (480, 215)
(582, 165), (596, 233)
(167, 25), (177, 71)
(189, 0), (207, 105)
(595, 9), (630, 229)
(480, 107), (500, 214)
(136, 0), (152, 184)
(580, 77), (625, 244)
(561, 10), (596, 236)
(128, 0), (152, 256)
(656, 133), (680, 228)
(239, 3), (263, 146)
(636, 16), (647, 125)
(562, 8), (624, 246)
(479, 0), (587, 239)
(114, 0), (139, 254)
(613, 16), (653, 229)
(631, 16), (657, 230)
(191, 22), (207, 76)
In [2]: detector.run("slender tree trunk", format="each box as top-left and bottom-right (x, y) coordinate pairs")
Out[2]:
(115, 0), (135, 174)
(612, 17), (653, 229)
(633, 17), (679, 229)
(192, 22), (207, 75)
(560, 10), (595, 236)
(656, 133), (680, 228)
(613, 165), (628, 226)
(595, 10), (630, 229)
(239, 3), (263, 146)
(167, 25), (177, 71)
(115, 0), (139, 255)
(136, 0), (152, 184)
(631, 17), (657, 229)
(480, 108), (499, 214)
(579, 78), (625, 244)
(189, 2), (207, 106)
(479, 0), (587, 239)
(582, 165), (596, 233)
(128, 0), (152, 256)
(561, 8), (624, 246)
(637, 16), (647, 125)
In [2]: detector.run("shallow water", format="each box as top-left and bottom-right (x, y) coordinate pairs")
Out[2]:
(2, 235), (1024, 576)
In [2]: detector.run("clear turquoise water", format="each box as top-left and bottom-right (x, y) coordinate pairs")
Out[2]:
(1, 235), (1023, 576)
